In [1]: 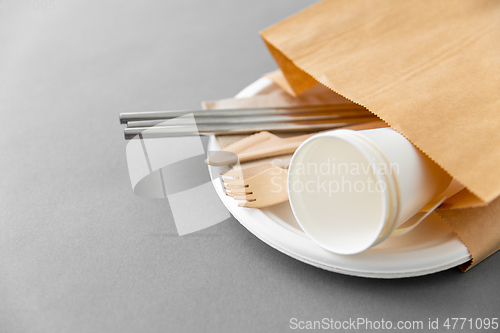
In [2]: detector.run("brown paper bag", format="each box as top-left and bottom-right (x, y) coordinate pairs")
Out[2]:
(259, 0), (500, 270)
(261, 0), (500, 203)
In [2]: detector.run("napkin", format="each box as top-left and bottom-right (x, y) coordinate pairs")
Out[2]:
(259, 0), (500, 270)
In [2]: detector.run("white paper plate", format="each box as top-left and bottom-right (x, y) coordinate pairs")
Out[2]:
(207, 77), (470, 278)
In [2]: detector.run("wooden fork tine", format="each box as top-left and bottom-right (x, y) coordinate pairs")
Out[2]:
(224, 186), (252, 193)
(222, 178), (246, 186)
(225, 185), (249, 192)
(225, 192), (241, 198)
(232, 194), (256, 201)
(226, 191), (255, 200)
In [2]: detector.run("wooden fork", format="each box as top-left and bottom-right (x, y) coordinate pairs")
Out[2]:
(222, 164), (288, 208)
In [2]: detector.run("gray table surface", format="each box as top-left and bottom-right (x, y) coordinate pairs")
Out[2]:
(1, 1), (499, 332)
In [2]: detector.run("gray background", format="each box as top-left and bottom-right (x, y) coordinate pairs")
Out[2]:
(1, 1), (498, 332)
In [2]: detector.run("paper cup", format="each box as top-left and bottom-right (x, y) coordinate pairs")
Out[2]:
(288, 128), (452, 255)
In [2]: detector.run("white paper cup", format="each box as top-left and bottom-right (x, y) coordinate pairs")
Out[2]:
(288, 128), (452, 255)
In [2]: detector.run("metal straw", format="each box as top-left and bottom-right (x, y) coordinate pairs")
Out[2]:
(119, 104), (366, 124)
